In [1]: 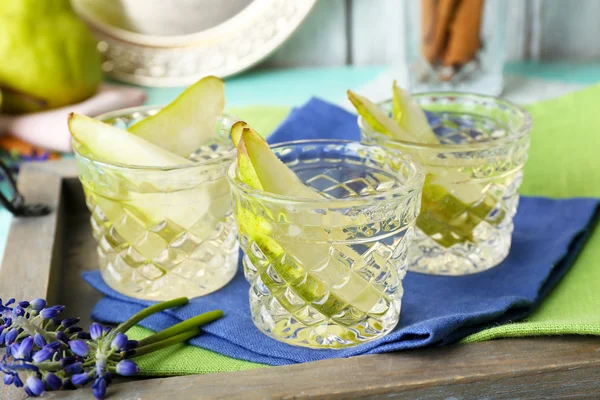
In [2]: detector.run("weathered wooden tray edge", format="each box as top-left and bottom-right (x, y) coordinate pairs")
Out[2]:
(1, 160), (600, 400)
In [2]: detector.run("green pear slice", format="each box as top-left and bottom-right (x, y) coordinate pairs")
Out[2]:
(348, 89), (409, 139)
(128, 75), (225, 157)
(234, 127), (386, 318)
(69, 113), (191, 166)
(391, 81), (438, 144)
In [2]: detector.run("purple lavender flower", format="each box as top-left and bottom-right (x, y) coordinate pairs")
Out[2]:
(92, 377), (107, 400)
(39, 305), (65, 320)
(69, 340), (89, 357)
(18, 301), (30, 308)
(61, 317), (80, 329)
(33, 333), (46, 349)
(115, 360), (140, 376)
(5, 299), (15, 306)
(77, 332), (92, 340)
(110, 333), (128, 351)
(32, 345), (55, 363)
(44, 372), (62, 390)
(64, 362), (83, 375)
(62, 378), (76, 390)
(30, 298), (46, 311)
(26, 376), (45, 396)
(71, 372), (91, 386)
(12, 306), (25, 318)
(60, 356), (76, 368)
(89, 323), (103, 340)
(55, 331), (69, 343)
(3, 374), (14, 385)
(101, 326), (112, 337)
(12, 337), (33, 360)
(12, 374), (23, 388)
(4, 328), (18, 345)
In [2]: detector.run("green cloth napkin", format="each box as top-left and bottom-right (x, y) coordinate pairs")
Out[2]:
(128, 84), (600, 374)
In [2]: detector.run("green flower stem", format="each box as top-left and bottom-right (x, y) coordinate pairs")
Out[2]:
(137, 310), (223, 348)
(126, 328), (202, 359)
(34, 362), (62, 372)
(111, 297), (189, 338)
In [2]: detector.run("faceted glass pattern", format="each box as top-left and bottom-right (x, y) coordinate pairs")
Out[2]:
(74, 106), (239, 300)
(360, 93), (531, 275)
(228, 141), (424, 348)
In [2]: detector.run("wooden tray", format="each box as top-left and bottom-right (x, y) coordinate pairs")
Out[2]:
(1, 160), (599, 399)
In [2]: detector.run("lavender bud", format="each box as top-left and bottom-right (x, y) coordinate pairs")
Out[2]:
(13, 374), (23, 388)
(69, 340), (89, 357)
(26, 376), (45, 396)
(12, 306), (25, 318)
(33, 333), (46, 349)
(40, 305), (65, 320)
(5, 298), (15, 306)
(115, 360), (140, 376)
(64, 362), (83, 375)
(55, 330), (69, 343)
(14, 337), (33, 360)
(47, 341), (61, 350)
(0, 330), (5, 344)
(62, 378), (76, 390)
(5, 328), (18, 345)
(30, 298), (46, 311)
(125, 340), (139, 350)
(60, 356), (77, 367)
(3, 374), (14, 385)
(8, 343), (18, 357)
(92, 377), (107, 400)
(66, 326), (83, 334)
(32, 346), (55, 363)
(89, 323), (103, 340)
(71, 372), (91, 386)
(77, 332), (92, 340)
(44, 372), (62, 390)
(110, 333), (128, 351)
(102, 326), (112, 336)
(18, 301), (30, 308)
(61, 317), (80, 329)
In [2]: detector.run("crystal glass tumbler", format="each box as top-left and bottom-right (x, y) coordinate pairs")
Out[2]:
(360, 93), (531, 275)
(73, 106), (239, 300)
(228, 140), (425, 348)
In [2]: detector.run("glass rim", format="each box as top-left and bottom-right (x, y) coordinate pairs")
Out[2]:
(358, 91), (533, 151)
(73, 105), (236, 172)
(227, 139), (425, 206)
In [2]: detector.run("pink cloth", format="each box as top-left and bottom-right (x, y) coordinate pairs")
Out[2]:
(0, 85), (146, 152)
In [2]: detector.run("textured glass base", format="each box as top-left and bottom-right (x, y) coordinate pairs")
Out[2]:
(244, 256), (402, 349)
(408, 221), (512, 275)
(91, 198), (240, 301)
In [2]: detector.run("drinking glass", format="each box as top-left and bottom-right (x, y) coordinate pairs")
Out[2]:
(73, 106), (239, 300)
(360, 93), (531, 275)
(228, 140), (424, 348)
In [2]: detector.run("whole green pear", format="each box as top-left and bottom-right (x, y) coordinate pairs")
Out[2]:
(0, 0), (103, 114)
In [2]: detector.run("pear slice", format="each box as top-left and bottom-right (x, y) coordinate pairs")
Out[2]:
(347, 89), (409, 139)
(128, 75), (225, 157)
(233, 126), (387, 318)
(391, 81), (438, 144)
(68, 113), (190, 167)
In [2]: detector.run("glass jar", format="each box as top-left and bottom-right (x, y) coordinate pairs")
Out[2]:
(404, 0), (506, 96)
(360, 93), (531, 275)
(228, 140), (424, 348)
(73, 106), (239, 300)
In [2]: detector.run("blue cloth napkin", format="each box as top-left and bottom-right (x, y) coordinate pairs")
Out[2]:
(84, 98), (600, 366)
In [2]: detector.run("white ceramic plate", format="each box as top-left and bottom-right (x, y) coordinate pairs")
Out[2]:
(72, 0), (317, 87)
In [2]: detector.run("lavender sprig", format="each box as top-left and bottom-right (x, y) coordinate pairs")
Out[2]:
(0, 297), (223, 399)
